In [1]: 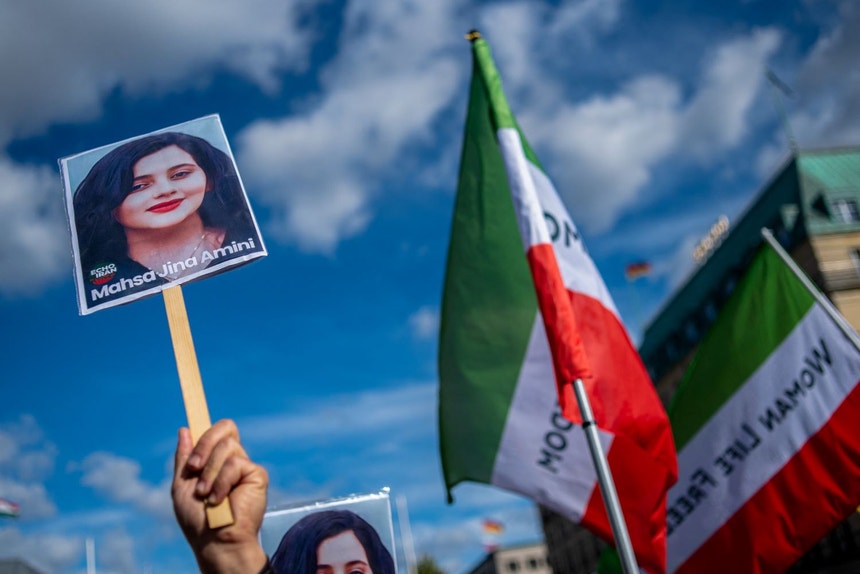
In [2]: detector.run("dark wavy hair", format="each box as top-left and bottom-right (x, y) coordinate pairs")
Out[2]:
(271, 510), (395, 574)
(72, 131), (254, 271)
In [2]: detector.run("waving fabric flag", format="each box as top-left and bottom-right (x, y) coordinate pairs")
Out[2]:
(438, 33), (677, 574)
(666, 242), (860, 573)
(0, 498), (20, 518)
(482, 518), (505, 535)
(625, 261), (652, 281)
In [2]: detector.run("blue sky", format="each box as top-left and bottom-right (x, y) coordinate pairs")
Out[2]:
(1, 1), (859, 572)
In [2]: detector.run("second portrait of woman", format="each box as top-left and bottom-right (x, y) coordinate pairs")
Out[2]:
(261, 492), (398, 574)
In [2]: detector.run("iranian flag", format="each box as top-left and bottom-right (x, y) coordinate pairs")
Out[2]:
(439, 33), (677, 573)
(0, 498), (20, 518)
(666, 239), (860, 573)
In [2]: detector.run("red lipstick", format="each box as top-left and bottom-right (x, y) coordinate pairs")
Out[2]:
(148, 199), (183, 213)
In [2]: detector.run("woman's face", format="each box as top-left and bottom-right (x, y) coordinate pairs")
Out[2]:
(316, 530), (373, 574)
(113, 145), (207, 232)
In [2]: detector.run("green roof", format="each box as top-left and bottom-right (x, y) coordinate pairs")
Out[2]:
(798, 148), (860, 235)
(639, 147), (860, 381)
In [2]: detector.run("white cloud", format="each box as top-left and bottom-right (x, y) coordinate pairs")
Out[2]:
(478, 4), (545, 90)
(0, 416), (58, 519)
(0, 528), (82, 573)
(0, 157), (70, 295)
(517, 28), (780, 234)
(480, 0), (622, 90)
(525, 75), (682, 233)
(551, 0), (622, 37)
(0, 1), (324, 296)
(409, 306), (439, 340)
(0, 1), (318, 144)
(754, 0), (860, 173)
(681, 28), (782, 157)
(0, 415), (57, 483)
(238, 1), (465, 253)
(791, 0), (860, 147)
(0, 477), (56, 519)
(79, 452), (173, 519)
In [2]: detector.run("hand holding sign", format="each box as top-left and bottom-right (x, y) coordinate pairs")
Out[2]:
(173, 419), (269, 574)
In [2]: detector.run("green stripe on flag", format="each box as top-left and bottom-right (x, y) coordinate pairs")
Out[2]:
(438, 42), (539, 497)
(471, 38), (516, 131)
(471, 38), (545, 170)
(669, 244), (816, 450)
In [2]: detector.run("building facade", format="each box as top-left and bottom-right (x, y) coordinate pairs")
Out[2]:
(466, 542), (553, 574)
(0, 559), (43, 574)
(541, 147), (860, 573)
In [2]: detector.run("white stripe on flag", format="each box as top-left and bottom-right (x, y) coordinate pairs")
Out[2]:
(497, 129), (552, 249)
(668, 304), (860, 571)
(492, 315), (609, 521)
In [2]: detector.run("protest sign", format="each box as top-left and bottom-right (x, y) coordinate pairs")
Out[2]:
(60, 114), (266, 315)
(60, 115), (267, 527)
(262, 490), (398, 573)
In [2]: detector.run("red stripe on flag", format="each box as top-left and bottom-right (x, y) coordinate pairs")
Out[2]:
(568, 289), (678, 482)
(527, 243), (677, 573)
(526, 242), (591, 416)
(676, 382), (860, 574)
(582, 436), (674, 574)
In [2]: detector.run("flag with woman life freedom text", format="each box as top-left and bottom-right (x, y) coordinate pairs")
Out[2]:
(664, 241), (860, 573)
(438, 32), (677, 574)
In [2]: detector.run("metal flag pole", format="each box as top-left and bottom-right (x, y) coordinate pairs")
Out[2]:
(761, 228), (860, 351)
(573, 378), (639, 574)
(86, 537), (96, 574)
(396, 494), (419, 574)
(765, 68), (798, 156)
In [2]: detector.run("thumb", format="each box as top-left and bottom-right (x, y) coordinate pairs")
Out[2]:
(173, 427), (193, 484)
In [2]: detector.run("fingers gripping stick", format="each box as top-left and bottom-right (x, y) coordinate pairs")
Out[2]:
(163, 285), (234, 528)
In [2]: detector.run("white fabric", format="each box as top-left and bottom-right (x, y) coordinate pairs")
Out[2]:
(492, 315), (613, 522)
(668, 304), (860, 571)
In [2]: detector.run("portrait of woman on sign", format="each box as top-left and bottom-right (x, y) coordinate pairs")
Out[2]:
(261, 493), (397, 574)
(60, 115), (266, 315)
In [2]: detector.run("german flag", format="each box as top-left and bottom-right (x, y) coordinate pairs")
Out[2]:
(625, 261), (652, 281)
(482, 518), (504, 534)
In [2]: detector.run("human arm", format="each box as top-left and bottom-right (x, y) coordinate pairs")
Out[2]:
(172, 419), (270, 574)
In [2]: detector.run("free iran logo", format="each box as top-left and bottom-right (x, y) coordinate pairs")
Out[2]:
(88, 262), (117, 285)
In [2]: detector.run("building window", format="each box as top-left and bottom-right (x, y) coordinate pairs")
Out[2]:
(507, 560), (520, 572)
(832, 198), (860, 223)
(528, 558), (539, 569)
(723, 275), (737, 299)
(684, 319), (699, 344)
(850, 249), (860, 276)
(704, 300), (718, 323)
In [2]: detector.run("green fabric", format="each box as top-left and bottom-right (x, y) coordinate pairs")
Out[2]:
(471, 38), (516, 131)
(600, 242), (817, 573)
(669, 244), (815, 450)
(471, 37), (544, 168)
(438, 39), (538, 499)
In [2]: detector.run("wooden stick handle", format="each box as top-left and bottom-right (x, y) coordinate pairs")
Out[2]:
(162, 285), (234, 529)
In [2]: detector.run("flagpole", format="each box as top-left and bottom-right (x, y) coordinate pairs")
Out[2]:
(396, 494), (418, 574)
(765, 69), (798, 156)
(86, 537), (96, 574)
(761, 228), (860, 351)
(573, 378), (639, 574)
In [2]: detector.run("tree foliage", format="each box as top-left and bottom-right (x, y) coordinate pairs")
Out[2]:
(417, 554), (447, 574)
